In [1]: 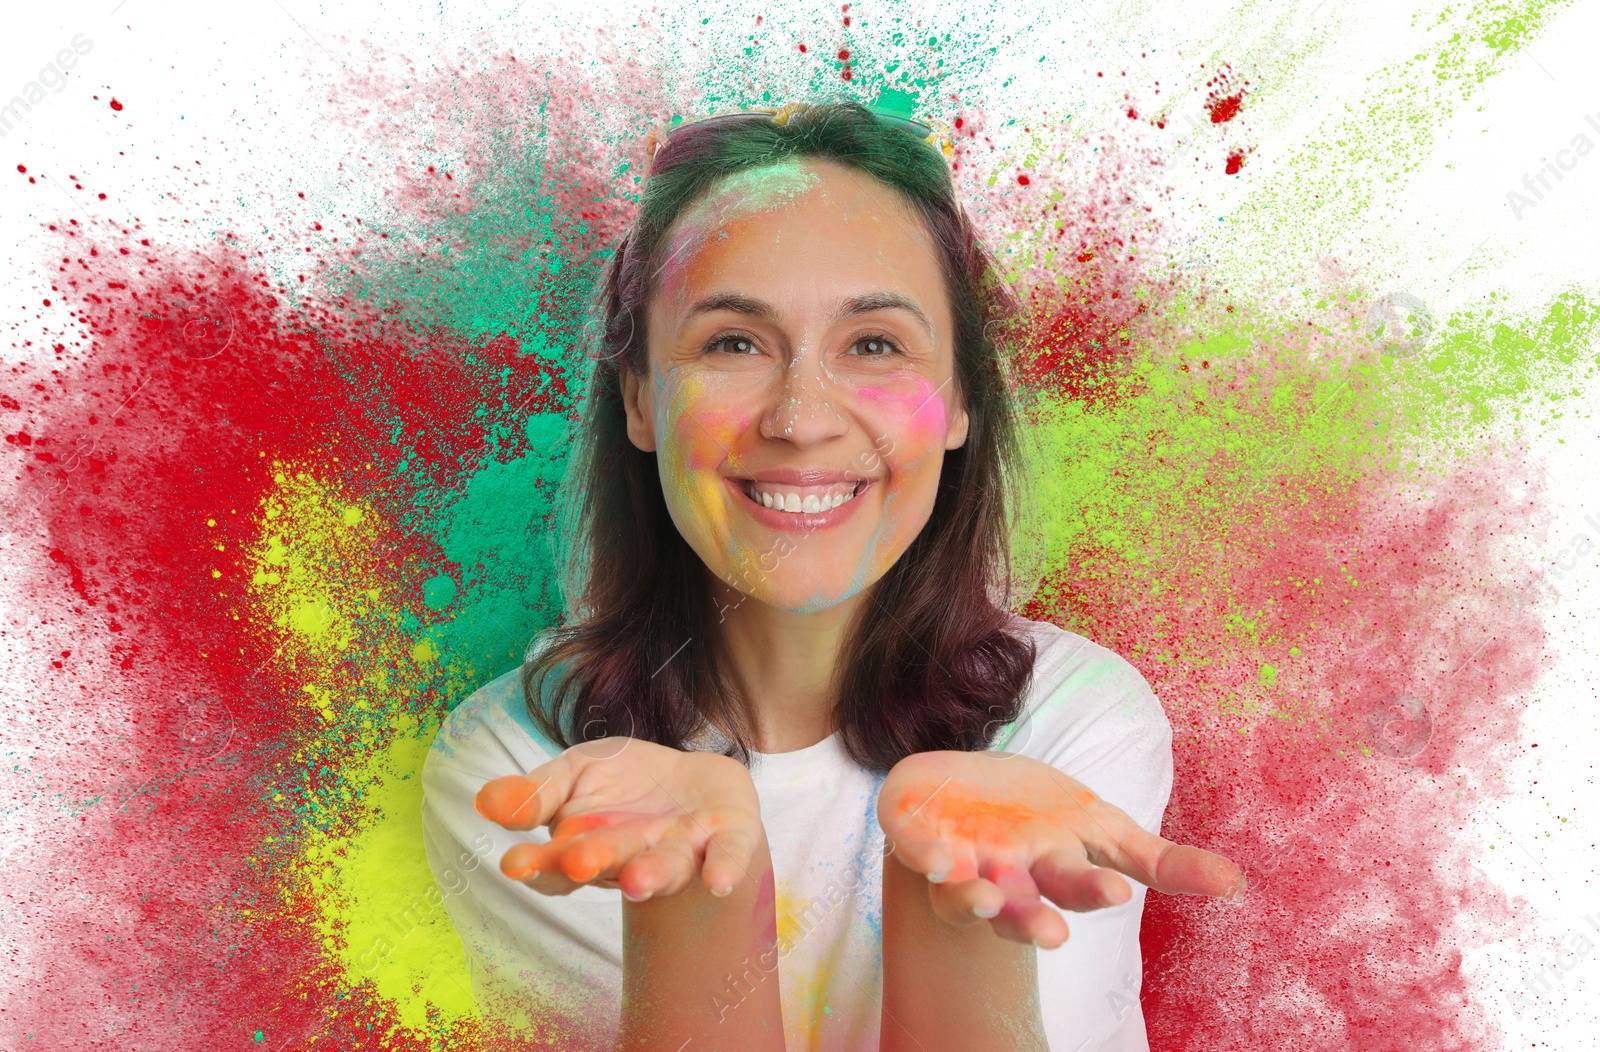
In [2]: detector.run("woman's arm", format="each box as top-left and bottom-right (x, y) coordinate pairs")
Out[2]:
(478, 742), (785, 1052)
(620, 837), (782, 1051)
(881, 843), (1048, 1052)
(877, 751), (1243, 1051)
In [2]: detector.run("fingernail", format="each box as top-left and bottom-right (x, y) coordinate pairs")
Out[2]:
(710, 883), (733, 898)
(972, 904), (1000, 919)
(927, 870), (948, 884)
(622, 888), (653, 903)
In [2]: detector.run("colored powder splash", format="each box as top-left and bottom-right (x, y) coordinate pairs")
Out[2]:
(1, 4), (1594, 1050)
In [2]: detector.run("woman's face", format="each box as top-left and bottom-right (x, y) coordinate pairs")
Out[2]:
(621, 158), (969, 614)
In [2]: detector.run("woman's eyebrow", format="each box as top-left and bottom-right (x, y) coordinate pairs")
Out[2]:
(685, 293), (777, 322)
(833, 292), (933, 336)
(681, 291), (933, 336)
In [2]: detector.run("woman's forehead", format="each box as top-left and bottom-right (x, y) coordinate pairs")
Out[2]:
(652, 159), (944, 317)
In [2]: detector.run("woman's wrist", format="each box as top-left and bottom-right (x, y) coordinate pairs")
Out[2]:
(879, 842), (1048, 1052)
(619, 831), (784, 1052)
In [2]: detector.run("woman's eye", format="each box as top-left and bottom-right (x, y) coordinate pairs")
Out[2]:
(850, 336), (900, 357)
(709, 335), (760, 356)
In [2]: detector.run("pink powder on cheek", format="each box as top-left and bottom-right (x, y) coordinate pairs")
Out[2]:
(854, 378), (950, 442)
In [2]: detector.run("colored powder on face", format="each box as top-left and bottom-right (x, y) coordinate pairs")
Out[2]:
(854, 377), (951, 439)
(658, 160), (824, 306)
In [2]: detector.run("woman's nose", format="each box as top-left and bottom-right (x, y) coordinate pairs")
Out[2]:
(760, 352), (848, 445)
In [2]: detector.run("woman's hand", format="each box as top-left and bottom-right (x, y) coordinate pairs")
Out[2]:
(475, 738), (766, 902)
(878, 750), (1244, 948)
(480, 739), (783, 1052)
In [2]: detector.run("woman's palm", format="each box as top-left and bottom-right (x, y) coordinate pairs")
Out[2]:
(476, 739), (765, 901)
(878, 750), (1244, 947)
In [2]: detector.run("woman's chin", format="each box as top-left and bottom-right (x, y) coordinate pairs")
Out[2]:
(731, 579), (868, 617)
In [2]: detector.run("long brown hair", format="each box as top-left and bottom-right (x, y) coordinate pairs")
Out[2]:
(522, 101), (1035, 772)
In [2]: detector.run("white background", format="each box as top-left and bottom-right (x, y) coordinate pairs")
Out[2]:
(2, 0), (1597, 1046)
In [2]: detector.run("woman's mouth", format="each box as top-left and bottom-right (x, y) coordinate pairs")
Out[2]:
(739, 479), (863, 514)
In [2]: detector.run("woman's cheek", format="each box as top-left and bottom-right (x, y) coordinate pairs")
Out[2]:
(862, 446), (944, 580)
(853, 377), (951, 456)
(853, 378), (953, 576)
(655, 374), (760, 563)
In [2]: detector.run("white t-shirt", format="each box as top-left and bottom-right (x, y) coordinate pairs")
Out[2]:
(420, 616), (1173, 1051)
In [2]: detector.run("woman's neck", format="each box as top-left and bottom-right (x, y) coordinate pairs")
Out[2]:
(713, 583), (865, 754)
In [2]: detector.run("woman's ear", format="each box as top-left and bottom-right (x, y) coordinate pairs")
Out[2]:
(944, 399), (971, 450)
(620, 366), (658, 453)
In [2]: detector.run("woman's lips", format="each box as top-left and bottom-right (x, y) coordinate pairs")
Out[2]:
(724, 475), (873, 530)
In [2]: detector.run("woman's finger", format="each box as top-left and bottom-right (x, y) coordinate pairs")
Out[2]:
(699, 816), (762, 896)
(618, 833), (700, 901)
(927, 875), (1005, 927)
(555, 820), (657, 884)
(882, 835), (956, 883)
(476, 753), (578, 830)
(1071, 795), (1246, 899)
(499, 840), (546, 881)
(977, 860), (1070, 948)
(1032, 845), (1133, 912)
(524, 867), (585, 896)
(500, 842), (585, 895)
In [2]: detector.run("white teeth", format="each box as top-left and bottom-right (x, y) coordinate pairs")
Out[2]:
(743, 480), (861, 514)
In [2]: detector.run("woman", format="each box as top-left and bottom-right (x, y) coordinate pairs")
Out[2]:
(421, 101), (1243, 1052)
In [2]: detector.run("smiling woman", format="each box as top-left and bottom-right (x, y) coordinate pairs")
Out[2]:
(420, 102), (1243, 1052)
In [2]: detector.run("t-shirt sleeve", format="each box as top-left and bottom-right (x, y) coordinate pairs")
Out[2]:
(1001, 620), (1175, 1052)
(419, 667), (624, 1048)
